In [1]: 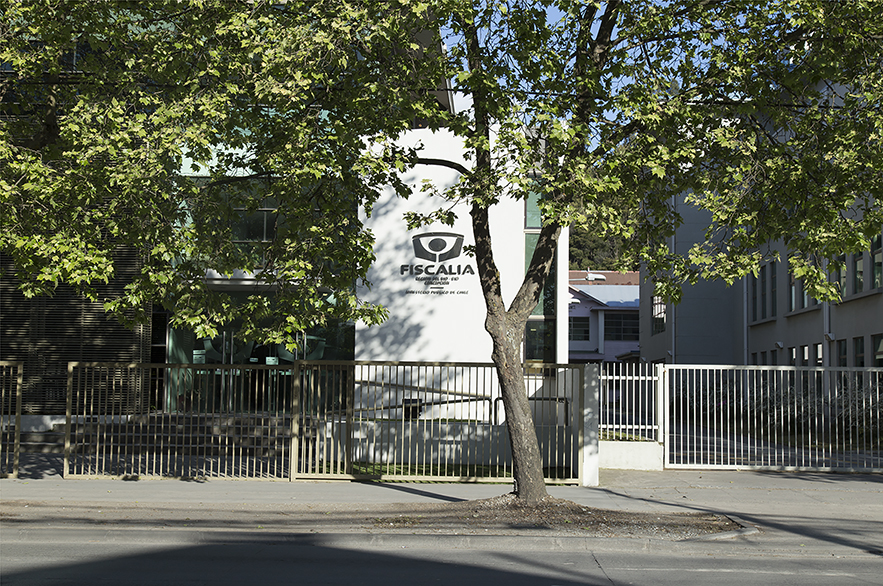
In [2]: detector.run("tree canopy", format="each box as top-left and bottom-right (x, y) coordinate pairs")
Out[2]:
(1, 1), (439, 342)
(3, 0), (882, 502)
(413, 0), (882, 301)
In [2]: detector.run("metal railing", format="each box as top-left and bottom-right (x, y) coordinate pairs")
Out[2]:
(600, 362), (662, 442)
(13, 360), (879, 476)
(63, 361), (588, 483)
(665, 365), (882, 471)
(1, 361), (24, 478)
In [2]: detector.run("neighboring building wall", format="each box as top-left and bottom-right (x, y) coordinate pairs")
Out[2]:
(641, 203), (882, 367)
(0, 251), (150, 414)
(568, 277), (639, 363)
(746, 237), (883, 367)
(568, 290), (602, 362)
(639, 198), (744, 365)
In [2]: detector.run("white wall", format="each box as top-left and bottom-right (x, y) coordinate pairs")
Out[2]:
(356, 128), (564, 363)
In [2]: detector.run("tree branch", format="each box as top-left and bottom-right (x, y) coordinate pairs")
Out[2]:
(414, 157), (470, 176)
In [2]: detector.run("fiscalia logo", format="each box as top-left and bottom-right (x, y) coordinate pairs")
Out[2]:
(411, 232), (464, 262)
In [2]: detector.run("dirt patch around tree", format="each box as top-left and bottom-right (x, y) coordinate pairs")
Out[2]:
(367, 493), (741, 539)
(1, 494), (741, 540)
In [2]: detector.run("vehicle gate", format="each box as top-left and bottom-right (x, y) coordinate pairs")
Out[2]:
(664, 365), (882, 472)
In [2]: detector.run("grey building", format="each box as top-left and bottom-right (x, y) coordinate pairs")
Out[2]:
(639, 202), (883, 367)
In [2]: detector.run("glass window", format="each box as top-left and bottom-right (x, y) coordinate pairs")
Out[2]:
(836, 254), (847, 297)
(751, 352), (758, 366)
(652, 296), (666, 335)
(760, 265), (767, 320)
(524, 233), (556, 317)
(569, 316), (590, 341)
(814, 343), (823, 366)
(872, 235), (882, 289)
(789, 272), (797, 312)
(854, 336), (865, 367)
(604, 312), (639, 341)
(801, 345), (809, 366)
(770, 350), (778, 366)
(837, 339), (848, 367)
(525, 191), (542, 229)
(872, 334), (883, 367)
(788, 347), (797, 366)
(770, 262), (777, 316)
(853, 253), (864, 294)
(751, 273), (758, 322)
(760, 351), (767, 365)
(232, 209), (276, 242)
(525, 320), (555, 362)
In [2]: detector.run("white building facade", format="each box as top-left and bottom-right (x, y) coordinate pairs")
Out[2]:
(357, 129), (570, 364)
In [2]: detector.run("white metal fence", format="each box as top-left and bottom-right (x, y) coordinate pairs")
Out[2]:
(0, 361), (24, 478)
(598, 363), (882, 472)
(62, 361), (589, 483)
(600, 362), (662, 442)
(7, 360), (878, 477)
(665, 366), (882, 471)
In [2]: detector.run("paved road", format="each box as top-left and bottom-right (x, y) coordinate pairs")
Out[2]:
(2, 531), (880, 586)
(2, 464), (882, 585)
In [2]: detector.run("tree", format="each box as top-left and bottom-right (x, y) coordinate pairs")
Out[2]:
(3, 1), (882, 505)
(398, 0), (882, 503)
(1, 0), (435, 342)
(569, 224), (631, 271)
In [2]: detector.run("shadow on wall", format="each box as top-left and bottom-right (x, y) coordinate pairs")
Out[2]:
(357, 171), (487, 363)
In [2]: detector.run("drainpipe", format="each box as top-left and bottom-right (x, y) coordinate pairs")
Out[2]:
(670, 194), (677, 364)
(743, 278), (749, 365)
(598, 310), (605, 358)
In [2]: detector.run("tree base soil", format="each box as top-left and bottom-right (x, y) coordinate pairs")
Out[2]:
(1, 493), (741, 540)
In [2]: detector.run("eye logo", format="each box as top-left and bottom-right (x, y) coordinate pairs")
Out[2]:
(411, 232), (464, 262)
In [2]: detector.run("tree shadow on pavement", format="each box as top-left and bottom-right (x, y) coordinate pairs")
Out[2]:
(597, 489), (883, 557)
(2, 533), (612, 586)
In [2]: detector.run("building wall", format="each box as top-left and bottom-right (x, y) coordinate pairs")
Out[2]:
(641, 204), (882, 367)
(639, 198), (744, 364)
(746, 238), (883, 367)
(356, 128), (569, 363)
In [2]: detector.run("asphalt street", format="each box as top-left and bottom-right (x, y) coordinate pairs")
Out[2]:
(2, 463), (882, 585)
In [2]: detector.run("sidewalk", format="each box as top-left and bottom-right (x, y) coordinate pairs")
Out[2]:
(2, 456), (882, 555)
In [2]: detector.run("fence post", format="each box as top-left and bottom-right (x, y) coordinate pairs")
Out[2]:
(13, 363), (22, 479)
(579, 363), (600, 487)
(655, 363), (665, 444)
(64, 362), (74, 478)
(290, 362), (301, 481)
(345, 365), (354, 475)
(1, 362), (24, 479)
(659, 363), (669, 468)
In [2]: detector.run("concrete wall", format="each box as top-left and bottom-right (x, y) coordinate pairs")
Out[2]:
(599, 440), (664, 471)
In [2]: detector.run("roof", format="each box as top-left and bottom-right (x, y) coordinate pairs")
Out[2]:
(568, 270), (639, 286)
(569, 284), (639, 308)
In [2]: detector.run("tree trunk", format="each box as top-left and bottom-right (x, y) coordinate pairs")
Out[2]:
(470, 200), (560, 505)
(489, 318), (549, 505)
(461, 12), (562, 505)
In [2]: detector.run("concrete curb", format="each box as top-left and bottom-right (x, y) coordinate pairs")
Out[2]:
(679, 515), (760, 542)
